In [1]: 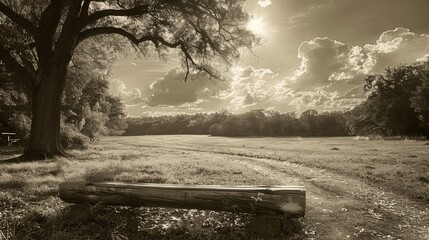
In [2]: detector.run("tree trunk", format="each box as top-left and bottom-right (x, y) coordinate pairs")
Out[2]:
(22, 65), (68, 160)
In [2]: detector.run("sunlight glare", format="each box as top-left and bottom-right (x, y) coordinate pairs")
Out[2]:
(247, 17), (266, 35)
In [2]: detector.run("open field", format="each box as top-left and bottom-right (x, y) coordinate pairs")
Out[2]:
(1, 135), (429, 239)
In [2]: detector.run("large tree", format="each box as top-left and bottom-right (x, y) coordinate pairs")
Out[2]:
(0, 0), (254, 160)
(350, 61), (429, 137)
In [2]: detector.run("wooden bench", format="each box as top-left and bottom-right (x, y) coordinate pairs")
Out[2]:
(59, 181), (305, 235)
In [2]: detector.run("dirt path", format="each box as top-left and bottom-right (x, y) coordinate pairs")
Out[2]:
(235, 157), (429, 239)
(137, 137), (429, 240)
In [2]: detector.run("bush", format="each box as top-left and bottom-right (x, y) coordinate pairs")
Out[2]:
(60, 123), (90, 149)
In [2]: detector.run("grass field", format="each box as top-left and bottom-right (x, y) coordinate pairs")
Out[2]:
(1, 135), (428, 239)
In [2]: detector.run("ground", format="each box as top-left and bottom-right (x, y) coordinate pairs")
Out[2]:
(1, 135), (428, 239)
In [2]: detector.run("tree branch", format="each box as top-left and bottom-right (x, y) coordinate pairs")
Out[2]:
(52, 0), (82, 63)
(81, 0), (91, 17)
(77, 27), (220, 81)
(0, 2), (37, 35)
(39, 1), (63, 39)
(36, 1), (63, 62)
(77, 27), (181, 48)
(81, 5), (150, 28)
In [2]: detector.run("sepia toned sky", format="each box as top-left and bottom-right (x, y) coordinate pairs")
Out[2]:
(109, 0), (429, 116)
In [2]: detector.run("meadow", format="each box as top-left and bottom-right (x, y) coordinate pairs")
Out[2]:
(1, 135), (428, 239)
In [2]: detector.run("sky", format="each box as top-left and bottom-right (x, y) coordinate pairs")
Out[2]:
(109, 0), (429, 116)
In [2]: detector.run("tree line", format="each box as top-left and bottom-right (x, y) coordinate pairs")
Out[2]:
(125, 109), (350, 137)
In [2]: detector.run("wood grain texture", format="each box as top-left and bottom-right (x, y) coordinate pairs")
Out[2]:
(59, 181), (305, 217)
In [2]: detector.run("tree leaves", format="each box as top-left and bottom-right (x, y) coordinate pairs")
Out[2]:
(353, 61), (429, 136)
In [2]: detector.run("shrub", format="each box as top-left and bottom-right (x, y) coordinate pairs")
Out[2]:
(60, 123), (90, 149)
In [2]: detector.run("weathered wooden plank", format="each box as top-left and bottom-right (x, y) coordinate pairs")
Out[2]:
(59, 181), (305, 217)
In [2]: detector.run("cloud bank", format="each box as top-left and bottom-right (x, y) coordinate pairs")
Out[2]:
(109, 79), (145, 106)
(111, 28), (429, 116)
(278, 27), (429, 110)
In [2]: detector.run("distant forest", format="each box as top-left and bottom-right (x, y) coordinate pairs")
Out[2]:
(126, 110), (350, 137)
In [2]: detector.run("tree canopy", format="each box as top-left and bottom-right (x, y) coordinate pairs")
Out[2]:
(350, 60), (429, 137)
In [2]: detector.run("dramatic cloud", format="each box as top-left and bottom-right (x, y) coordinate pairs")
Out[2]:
(278, 28), (429, 111)
(111, 27), (429, 116)
(294, 28), (429, 85)
(216, 66), (279, 111)
(288, 37), (355, 91)
(147, 68), (224, 107)
(257, 0), (272, 8)
(284, 87), (364, 112)
(361, 27), (429, 73)
(136, 66), (285, 115)
(109, 79), (145, 106)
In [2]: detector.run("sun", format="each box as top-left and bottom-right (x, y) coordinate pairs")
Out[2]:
(247, 17), (266, 35)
